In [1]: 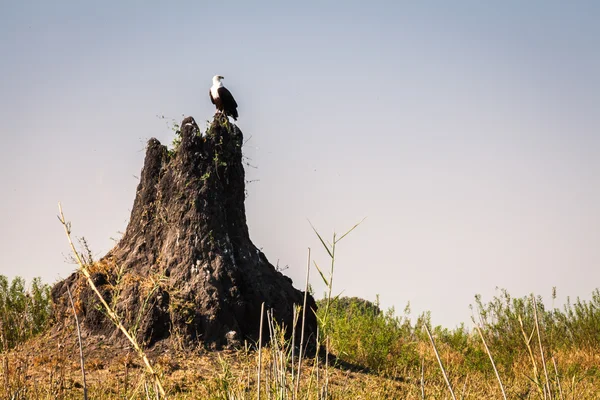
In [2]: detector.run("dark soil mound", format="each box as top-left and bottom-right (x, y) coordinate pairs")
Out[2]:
(52, 115), (317, 349)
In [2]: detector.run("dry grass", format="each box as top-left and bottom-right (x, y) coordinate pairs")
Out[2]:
(2, 323), (600, 400)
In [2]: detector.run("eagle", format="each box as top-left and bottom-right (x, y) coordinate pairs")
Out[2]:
(209, 75), (238, 120)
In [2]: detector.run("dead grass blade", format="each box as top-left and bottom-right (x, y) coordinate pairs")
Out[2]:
(57, 203), (165, 398)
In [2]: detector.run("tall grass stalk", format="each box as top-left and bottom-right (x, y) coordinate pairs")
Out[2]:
(310, 219), (364, 328)
(57, 203), (165, 398)
(295, 248), (311, 399)
(519, 314), (543, 396)
(66, 285), (88, 400)
(420, 357), (425, 400)
(324, 336), (329, 399)
(552, 356), (564, 400)
(1, 319), (8, 390)
(257, 302), (265, 400)
(533, 295), (553, 400)
(474, 323), (506, 400)
(460, 374), (468, 400)
(315, 325), (320, 396)
(424, 323), (457, 400)
(291, 305), (297, 388)
(310, 220), (363, 399)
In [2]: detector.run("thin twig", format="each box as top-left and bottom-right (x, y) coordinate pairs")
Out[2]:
(57, 203), (165, 398)
(424, 323), (456, 400)
(66, 285), (88, 400)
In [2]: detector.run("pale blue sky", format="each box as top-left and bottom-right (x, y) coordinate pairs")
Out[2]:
(1, 1), (599, 327)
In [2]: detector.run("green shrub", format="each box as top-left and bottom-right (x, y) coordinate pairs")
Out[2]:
(318, 287), (600, 379)
(0, 275), (52, 351)
(468, 287), (600, 375)
(317, 296), (420, 373)
(554, 289), (600, 349)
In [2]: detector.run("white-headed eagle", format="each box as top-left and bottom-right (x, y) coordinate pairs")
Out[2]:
(209, 75), (238, 120)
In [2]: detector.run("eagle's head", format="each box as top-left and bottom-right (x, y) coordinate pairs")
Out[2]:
(212, 75), (224, 85)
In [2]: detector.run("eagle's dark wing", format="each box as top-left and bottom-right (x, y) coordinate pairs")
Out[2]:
(209, 89), (216, 105)
(218, 87), (238, 108)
